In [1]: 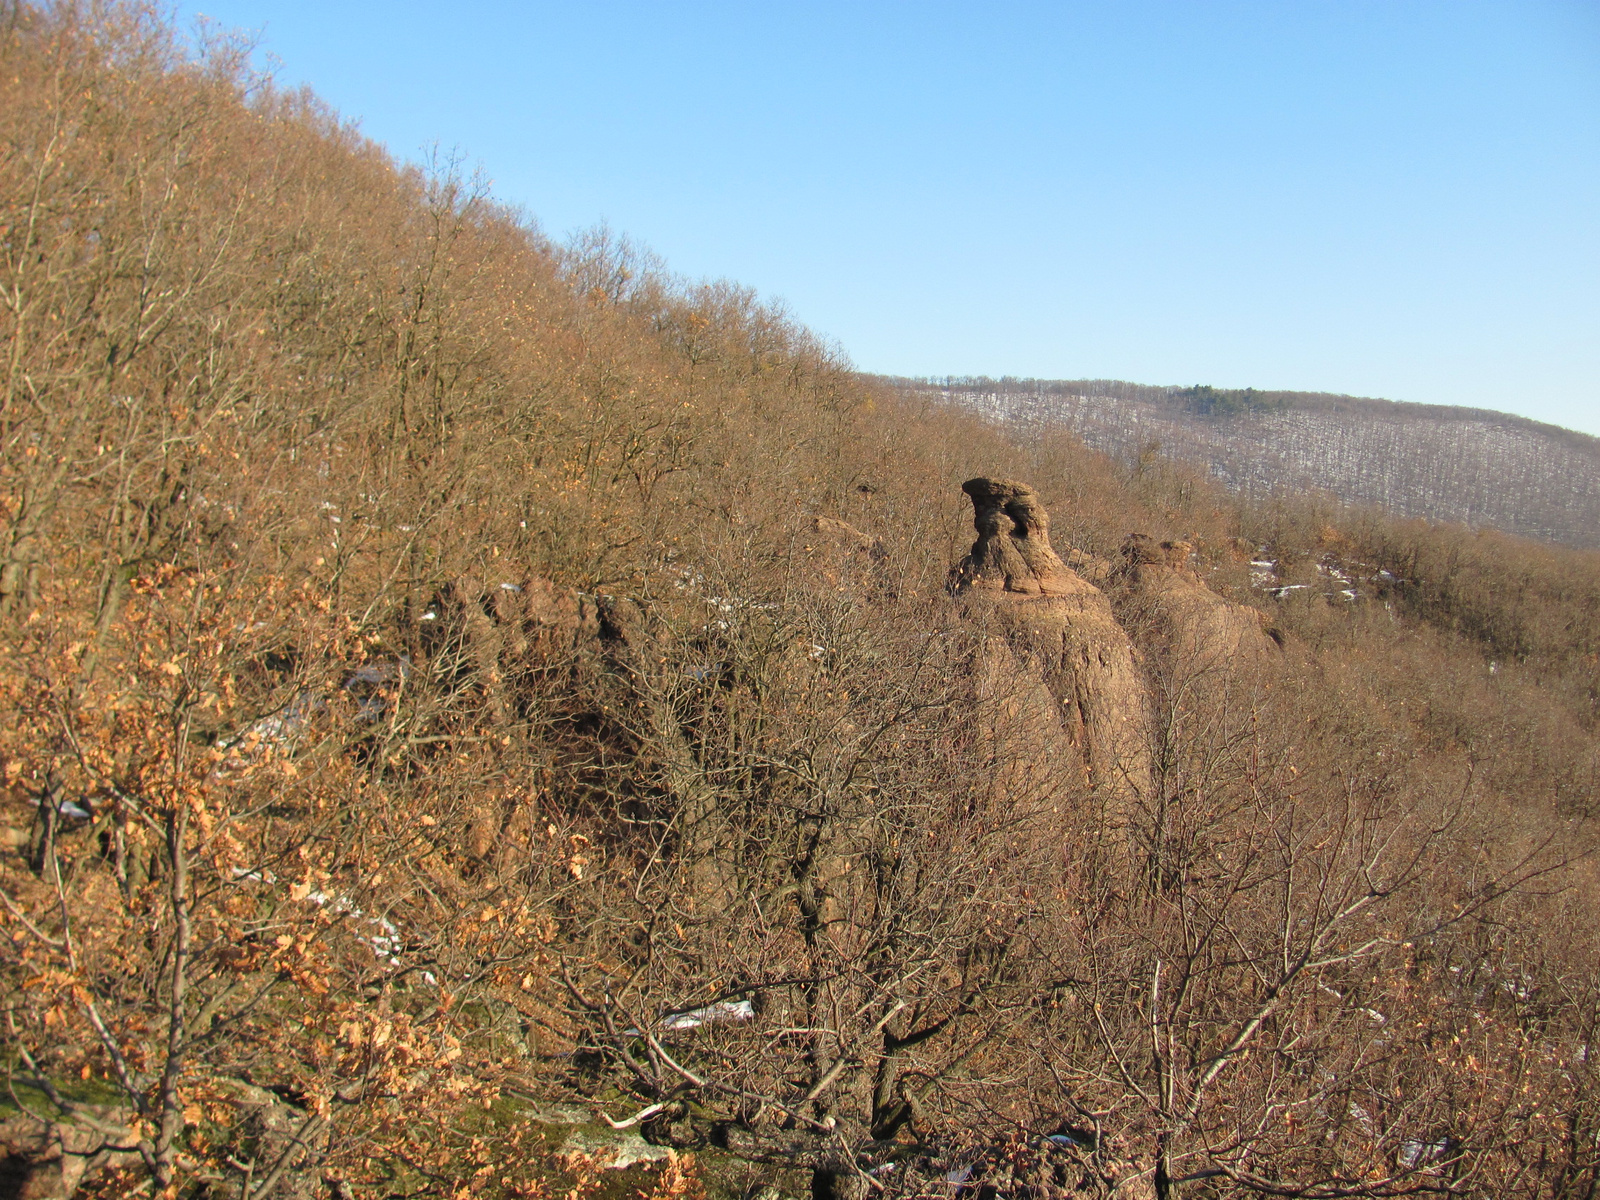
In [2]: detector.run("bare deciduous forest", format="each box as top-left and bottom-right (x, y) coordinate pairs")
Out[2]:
(893, 377), (1600, 551)
(2, 6), (1599, 1199)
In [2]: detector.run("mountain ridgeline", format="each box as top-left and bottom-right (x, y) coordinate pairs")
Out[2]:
(884, 375), (1600, 550)
(3, 5), (1600, 1199)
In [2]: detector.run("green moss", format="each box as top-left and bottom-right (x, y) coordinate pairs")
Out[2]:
(0, 1074), (129, 1120)
(424, 1094), (799, 1200)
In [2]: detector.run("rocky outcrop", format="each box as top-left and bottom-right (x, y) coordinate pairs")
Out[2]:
(1116, 534), (1277, 664)
(216, 1082), (331, 1200)
(557, 1127), (674, 1170)
(809, 515), (885, 561)
(949, 479), (1149, 798)
(418, 576), (605, 719)
(806, 516), (891, 595)
(0, 1107), (138, 1199)
(421, 576), (603, 661)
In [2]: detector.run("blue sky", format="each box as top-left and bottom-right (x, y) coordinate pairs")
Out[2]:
(179, 0), (1600, 436)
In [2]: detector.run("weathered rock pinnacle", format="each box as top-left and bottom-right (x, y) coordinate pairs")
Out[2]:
(951, 478), (1150, 800)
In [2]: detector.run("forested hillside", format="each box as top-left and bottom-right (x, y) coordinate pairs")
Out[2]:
(3, 6), (1599, 1199)
(888, 376), (1600, 550)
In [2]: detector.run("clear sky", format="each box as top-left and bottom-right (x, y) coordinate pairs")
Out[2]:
(177, 0), (1600, 436)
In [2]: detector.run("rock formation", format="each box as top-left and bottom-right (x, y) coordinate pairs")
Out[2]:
(419, 575), (605, 720)
(949, 478), (1150, 798)
(805, 515), (892, 596)
(1116, 534), (1277, 664)
(0, 1107), (138, 1199)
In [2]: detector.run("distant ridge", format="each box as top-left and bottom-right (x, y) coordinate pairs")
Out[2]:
(878, 375), (1600, 550)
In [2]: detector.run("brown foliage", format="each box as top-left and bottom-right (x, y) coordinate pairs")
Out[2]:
(1, 5), (1598, 1199)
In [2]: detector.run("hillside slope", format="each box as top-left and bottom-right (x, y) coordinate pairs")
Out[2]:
(2, 6), (1599, 1199)
(884, 376), (1600, 549)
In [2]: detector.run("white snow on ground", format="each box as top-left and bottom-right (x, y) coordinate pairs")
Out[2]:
(926, 384), (1600, 549)
(658, 998), (755, 1030)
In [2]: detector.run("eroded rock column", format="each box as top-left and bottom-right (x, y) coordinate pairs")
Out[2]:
(949, 478), (1151, 802)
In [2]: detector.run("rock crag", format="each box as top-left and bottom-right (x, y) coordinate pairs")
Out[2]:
(949, 478), (1150, 798)
(1116, 534), (1278, 663)
(806, 515), (892, 596)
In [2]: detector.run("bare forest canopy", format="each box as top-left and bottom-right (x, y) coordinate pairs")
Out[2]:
(881, 375), (1600, 551)
(2, 5), (1600, 1199)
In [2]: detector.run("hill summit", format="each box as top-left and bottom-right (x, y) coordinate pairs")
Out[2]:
(884, 376), (1600, 549)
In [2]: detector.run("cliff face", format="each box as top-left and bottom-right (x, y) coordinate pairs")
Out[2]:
(949, 478), (1151, 797)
